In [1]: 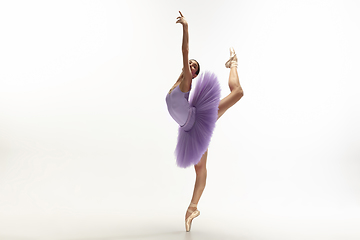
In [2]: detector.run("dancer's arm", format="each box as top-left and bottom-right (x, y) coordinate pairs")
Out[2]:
(176, 11), (192, 90)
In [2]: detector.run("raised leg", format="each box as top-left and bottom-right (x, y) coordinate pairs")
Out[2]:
(218, 48), (244, 119)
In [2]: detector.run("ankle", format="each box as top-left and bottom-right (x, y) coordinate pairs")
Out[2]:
(230, 62), (238, 68)
(189, 202), (197, 208)
(187, 202), (198, 213)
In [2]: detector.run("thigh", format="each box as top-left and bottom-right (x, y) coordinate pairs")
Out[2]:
(217, 91), (240, 120)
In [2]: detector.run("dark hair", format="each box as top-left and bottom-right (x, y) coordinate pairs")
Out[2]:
(190, 59), (200, 76)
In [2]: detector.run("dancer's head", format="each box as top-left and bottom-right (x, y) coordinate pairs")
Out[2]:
(189, 59), (200, 78)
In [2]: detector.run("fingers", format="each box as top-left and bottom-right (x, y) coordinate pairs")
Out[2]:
(176, 11), (185, 24)
(176, 16), (182, 24)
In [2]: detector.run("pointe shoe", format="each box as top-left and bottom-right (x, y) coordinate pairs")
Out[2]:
(225, 47), (238, 68)
(185, 203), (200, 232)
(229, 47), (236, 58)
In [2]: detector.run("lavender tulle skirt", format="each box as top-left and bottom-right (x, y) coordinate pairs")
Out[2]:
(175, 71), (221, 168)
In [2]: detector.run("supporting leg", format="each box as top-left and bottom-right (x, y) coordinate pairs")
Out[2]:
(185, 150), (208, 220)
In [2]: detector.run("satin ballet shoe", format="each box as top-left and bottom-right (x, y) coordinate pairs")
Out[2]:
(229, 47), (236, 58)
(230, 59), (238, 68)
(185, 203), (200, 232)
(225, 47), (238, 68)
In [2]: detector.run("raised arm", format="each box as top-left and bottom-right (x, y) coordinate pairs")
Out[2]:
(176, 11), (192, 90)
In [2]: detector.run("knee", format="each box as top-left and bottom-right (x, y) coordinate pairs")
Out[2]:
(234, 87), (244, 101)
(194, 163), (207, 174)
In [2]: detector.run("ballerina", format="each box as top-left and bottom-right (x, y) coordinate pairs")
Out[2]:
(166, 11), (244, 232)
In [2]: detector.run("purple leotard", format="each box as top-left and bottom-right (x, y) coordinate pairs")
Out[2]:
(165, 85), (190, 126)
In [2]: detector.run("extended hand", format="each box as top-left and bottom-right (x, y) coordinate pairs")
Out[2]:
(176, 11), (188, 26)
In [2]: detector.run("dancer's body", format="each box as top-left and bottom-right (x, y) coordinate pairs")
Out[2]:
(184, 49), (243, 230)
(166, 12), (244, 231)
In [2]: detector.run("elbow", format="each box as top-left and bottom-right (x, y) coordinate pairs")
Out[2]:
(182, 48), (189, 54)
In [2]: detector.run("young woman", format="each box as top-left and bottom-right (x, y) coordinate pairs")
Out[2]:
(166, 11), (244, 232)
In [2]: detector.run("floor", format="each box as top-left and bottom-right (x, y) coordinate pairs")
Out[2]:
(1, 207), (359, 240)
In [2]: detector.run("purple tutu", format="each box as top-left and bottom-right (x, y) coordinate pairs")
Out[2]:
(175, 71), (221, 168)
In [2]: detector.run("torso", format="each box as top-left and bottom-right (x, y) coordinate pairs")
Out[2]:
(168, 82), (180, 95)
(166, 81), (191, 126)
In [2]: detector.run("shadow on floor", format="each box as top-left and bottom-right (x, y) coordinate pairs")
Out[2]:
(66, 230), (247, 240)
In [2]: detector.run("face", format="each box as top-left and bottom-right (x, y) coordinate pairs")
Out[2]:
(189, 60), (199, 78)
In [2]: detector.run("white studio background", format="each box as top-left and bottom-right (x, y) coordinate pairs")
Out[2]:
(0, 0), (359, 239)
